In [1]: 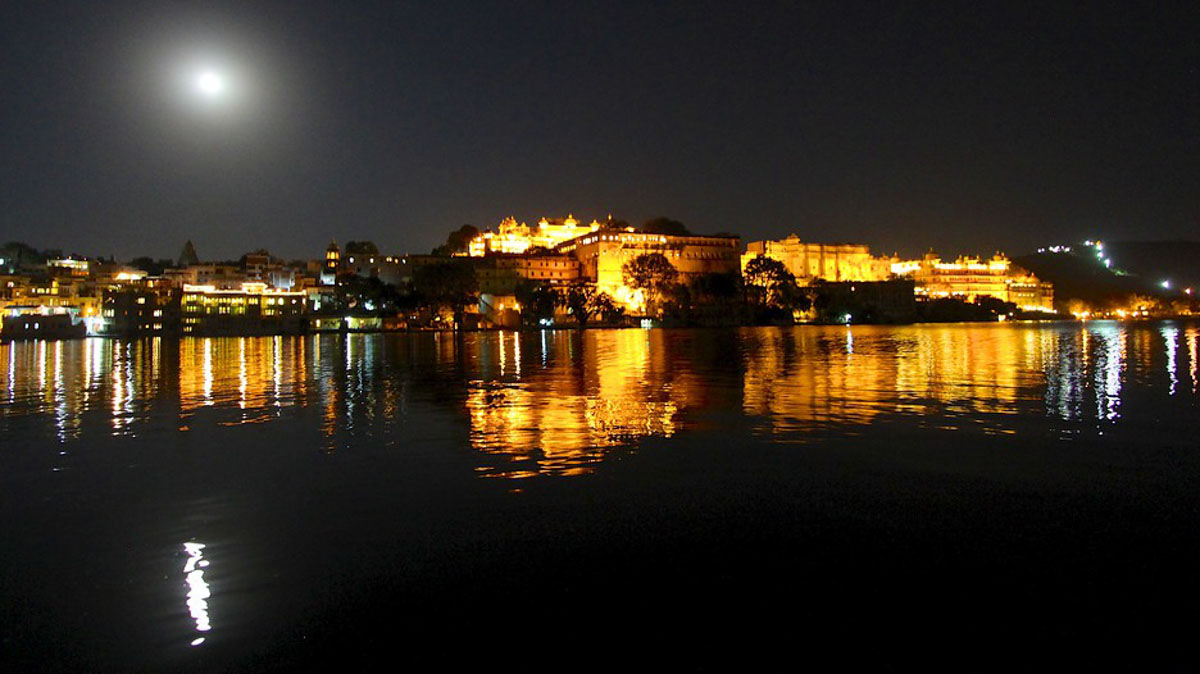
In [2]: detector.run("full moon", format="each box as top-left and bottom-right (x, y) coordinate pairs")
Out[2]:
(195, 71), (225, 97)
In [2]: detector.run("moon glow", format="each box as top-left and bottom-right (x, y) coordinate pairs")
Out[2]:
(195, 71), (225, 97)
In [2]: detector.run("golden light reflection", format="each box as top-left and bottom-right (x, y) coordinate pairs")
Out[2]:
(179, 337), (310, 422)
(464, 330), (684, 478)
(745, 325), (1124, 437)
(1189, 327), (1198, 394)
(53, 340), (68, 441)
(6, 343), (15, 404)
(203, 339), (213, 405)
(111, 342), (127, 433)
(238, 338), (248, 409)
(0, 325), (1195, 481)
(37, 339), (46, 393)
(273, 336), (282, 406)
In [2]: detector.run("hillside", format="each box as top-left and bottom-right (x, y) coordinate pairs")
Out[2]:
(1015, 240), (1198, 309)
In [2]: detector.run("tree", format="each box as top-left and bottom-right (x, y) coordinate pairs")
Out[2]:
(412, 260), (478, 327)
(744, 255), (796, 306)
(623, 253), (678, 316)
(432, 225), (479, 256)
(344, 241), (380, 256)
(641, 217), (691, 236)
(661, 281), (693, 322)
(559, 283), (620, 328)
(238, 249), (275, 267)
(592, 292), (623, 324)
(743, 255), (806, 322)
(598, 218), (631, 231)
(334, 274), (404, 314)
(973, 295), (1016, 316)
(692, 271), (741, 302)
(514, 280), (559, 326)
(1, 241), (44, 268)
(128, 257), (171, 276)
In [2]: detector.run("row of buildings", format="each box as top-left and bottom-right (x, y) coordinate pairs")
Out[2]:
(746, 235), (1054, 311)
(1, 216), (1055, 339)
(455, 217), (1053, 316)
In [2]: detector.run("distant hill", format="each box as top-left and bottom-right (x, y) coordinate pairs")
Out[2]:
(1015, 240), (1199, 308)
(1101, 241), (1200, 290)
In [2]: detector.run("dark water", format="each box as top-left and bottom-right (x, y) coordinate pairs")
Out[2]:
(2, 323), (1199, 670)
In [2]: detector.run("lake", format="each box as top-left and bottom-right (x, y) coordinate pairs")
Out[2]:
(2, 322), (1199, 670)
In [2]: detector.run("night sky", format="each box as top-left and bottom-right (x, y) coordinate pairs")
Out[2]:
(2, 1), (1196, 261)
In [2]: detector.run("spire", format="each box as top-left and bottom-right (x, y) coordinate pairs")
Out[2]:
(177, 240), (199, 267)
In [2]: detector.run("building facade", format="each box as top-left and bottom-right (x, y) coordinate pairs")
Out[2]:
(474, 254), (581, 296)
(891, 252), (1054, 311)
(181, 283), (307, 335)
(100, 282), (181, 336)
(467, 215), (603, 257)
(556, 229), (741, 308)
(742, 236), (894, 283)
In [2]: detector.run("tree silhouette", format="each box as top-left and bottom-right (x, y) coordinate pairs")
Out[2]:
(623, 253), (678, 316)
(560, 282), (619, 328)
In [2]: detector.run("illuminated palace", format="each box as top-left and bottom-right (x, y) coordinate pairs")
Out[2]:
(742, 236), (894, 283)
(467, 215), (603, 257)
(556, 228), (742, 308)
(467, 215), (741, 312)
(744, 235), (1054, 312)
(891, 252), (1055, 311)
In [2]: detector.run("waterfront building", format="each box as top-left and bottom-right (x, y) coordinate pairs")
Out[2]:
(0, 306), (86, 340)
(1003, 270), (1056, 312)
(241, 251), (297, 290)
(341, 253), (406, 286)
(470, 254), (581, 328)
(467, 215), (603, 257)
(4, 275), (103, 327)
(320, 240), (414, 287)
(555, 228), (741, 309)
(741, 236), (894, 283)
(321, 241), (341, 285)
(474, 254), (580, 296)
(181, 282), (307, 335)
(891, 252), (1054, 311)
(92, 264), (149, 284)
(165, 264), (248, 290)
(394, 254), (450, 286)
(1, 274), (30, 301)
(46, 258), (91, 278)
(100, 281), (181, 336)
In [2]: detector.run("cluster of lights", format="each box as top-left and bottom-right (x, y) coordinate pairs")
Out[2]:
(1037, 245), (1073, 254)
(1039, 240), (1115, 270)
(1088, 241), (1114, 268)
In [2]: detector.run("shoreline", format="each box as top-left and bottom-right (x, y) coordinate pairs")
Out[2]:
(5, 315), (1199, 343)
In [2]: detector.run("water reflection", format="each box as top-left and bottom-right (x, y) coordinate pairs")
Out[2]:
(464, 330), (683, 478)
(1095, 325), (1125, 422)
(1, 323), (1198, 479)
(182, 542), (212, 646)
(1163, 325), (1179, 396)
(1190, 328), (1198, 394)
